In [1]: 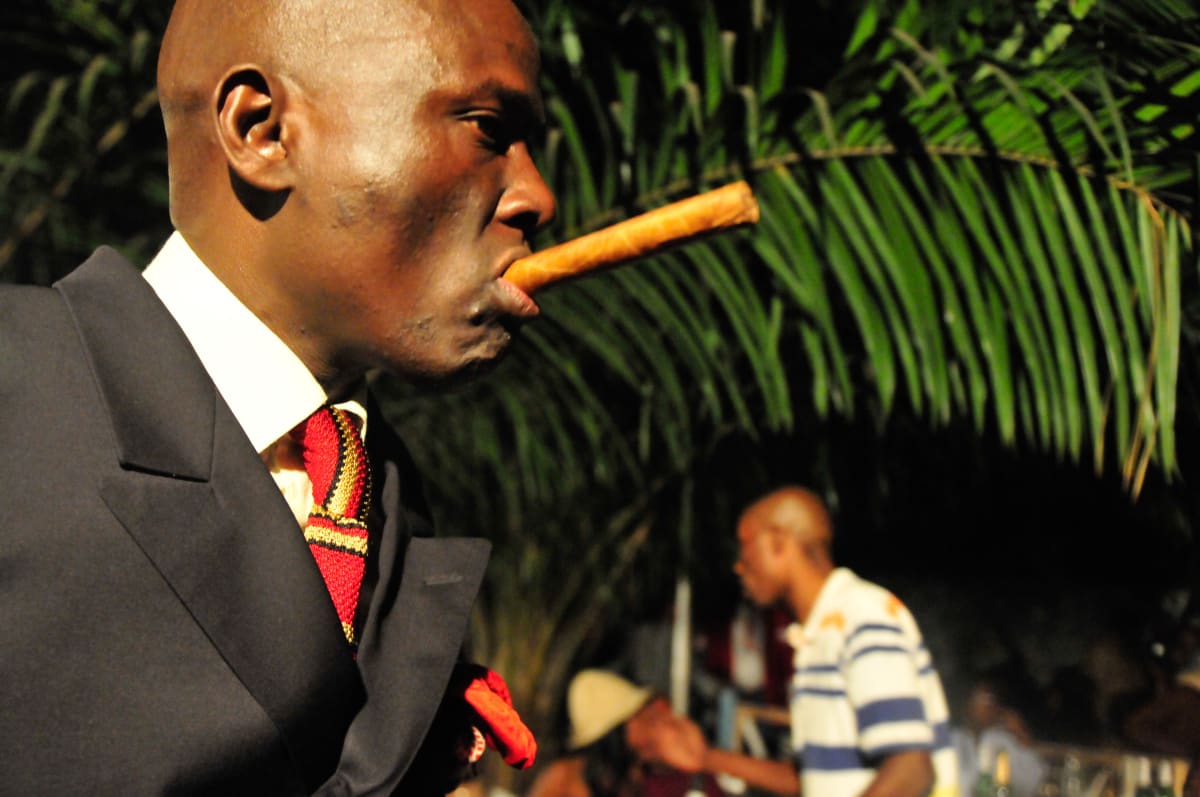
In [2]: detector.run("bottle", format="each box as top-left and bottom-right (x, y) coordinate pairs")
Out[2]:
(1136, 756), (1159, 797)
(993, 750), (1012, 797)
(974, 743), (995, 797)
(1036, 759), (1062, 797)
(975, 769), (996, 797)
(1155, 758), (1177, 797)
(1061, 754), (1083, 797)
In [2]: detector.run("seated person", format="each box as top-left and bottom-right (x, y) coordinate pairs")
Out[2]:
(1124, 618), (1200, 796)
(526, 670), (723, 797)
(953, 664), (1047, 797)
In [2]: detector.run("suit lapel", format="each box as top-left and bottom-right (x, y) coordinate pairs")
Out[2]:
(57, 248), (362, 790)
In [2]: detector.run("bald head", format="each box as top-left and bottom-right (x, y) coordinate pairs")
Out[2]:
(734, 486), (835, 616)
(158, 0), (270, 120)
(741, 486), (833, 565)
(159, 0), (436, 227)
(158, 0), (311, 231)
(158, 0), (472, 106)
(152, 0), (554, 391)
(158, 0), (536, 131)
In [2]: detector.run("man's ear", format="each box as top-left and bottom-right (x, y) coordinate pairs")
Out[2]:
(214, 66), (293, 192)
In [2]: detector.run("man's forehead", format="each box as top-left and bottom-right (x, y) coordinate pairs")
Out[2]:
(363, 2), (537, 81)
(737, 513), (769, 541)
(185, 0), (534, 84)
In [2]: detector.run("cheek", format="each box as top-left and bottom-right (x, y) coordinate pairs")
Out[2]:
(324, 128), (452, 238)
(743, 551), (765, 581)
(342, 191), (475, 311)
(374, 171), (489, 286)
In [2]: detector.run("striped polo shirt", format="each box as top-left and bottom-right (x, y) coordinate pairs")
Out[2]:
(787, 568), (959, 796)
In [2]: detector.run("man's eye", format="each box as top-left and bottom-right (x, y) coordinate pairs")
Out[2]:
(469, 114), (513, 152)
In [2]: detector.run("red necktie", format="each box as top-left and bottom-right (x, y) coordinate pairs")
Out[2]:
(299, 405), (371, 647)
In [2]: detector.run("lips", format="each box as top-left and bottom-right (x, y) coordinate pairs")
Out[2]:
(493, 250), (540, 318)
(496, 275), (540, 318)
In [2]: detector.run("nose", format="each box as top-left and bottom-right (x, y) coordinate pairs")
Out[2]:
(496, 142), (556, 237)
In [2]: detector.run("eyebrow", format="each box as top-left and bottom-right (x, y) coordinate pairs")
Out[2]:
(462, 79), (546, 127)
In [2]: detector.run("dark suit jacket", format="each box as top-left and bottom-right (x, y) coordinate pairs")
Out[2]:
(0, 247), (490, 795)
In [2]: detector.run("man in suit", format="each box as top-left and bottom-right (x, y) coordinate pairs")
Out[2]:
(0, 0), (554, 793)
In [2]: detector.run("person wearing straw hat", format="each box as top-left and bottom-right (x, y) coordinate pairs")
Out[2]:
(526, 670), (724, 797)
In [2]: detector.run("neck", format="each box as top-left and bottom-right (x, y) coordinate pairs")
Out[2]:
(789, 565), (832, 623)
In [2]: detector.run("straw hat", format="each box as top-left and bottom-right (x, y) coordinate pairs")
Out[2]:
(567, 669), (654, 750)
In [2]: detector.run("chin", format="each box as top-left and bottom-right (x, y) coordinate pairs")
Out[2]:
(386, 324), (517, 390)
(408, 349), (509, 392)
(743, 587), (771, 608)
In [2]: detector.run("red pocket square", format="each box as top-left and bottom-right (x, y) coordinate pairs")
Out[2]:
(459, 665), (537, 769)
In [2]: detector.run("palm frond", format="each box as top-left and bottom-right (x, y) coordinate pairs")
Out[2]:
(396, 0), (1195, 543)
(0, 1), (169, 283)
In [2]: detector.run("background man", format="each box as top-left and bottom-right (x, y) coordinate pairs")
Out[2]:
(951, 663), (1048, 796)
(668, 486), (958, 796)
(0, 0), (554, 793)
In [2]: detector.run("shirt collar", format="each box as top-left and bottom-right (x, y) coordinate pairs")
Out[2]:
(142, 232), (365, 453)
(800, 566), (854, 638)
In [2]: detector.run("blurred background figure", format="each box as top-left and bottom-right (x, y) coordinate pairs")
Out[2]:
(693, 599), (793, 760)
(679, 485), (959, 796)
(525, 669), (724, 797)
(1123, 615), (1200, 796)
(951, 662), (1047, 796)
(1041, 665), (1103, 748)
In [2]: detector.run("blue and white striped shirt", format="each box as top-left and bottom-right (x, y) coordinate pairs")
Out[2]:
(787, 568), (959, 796)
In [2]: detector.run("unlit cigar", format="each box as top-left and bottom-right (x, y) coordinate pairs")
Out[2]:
(504, 180), (761, 294)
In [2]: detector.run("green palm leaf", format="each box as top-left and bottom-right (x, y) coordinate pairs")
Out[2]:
(408, 5), (1198, 771)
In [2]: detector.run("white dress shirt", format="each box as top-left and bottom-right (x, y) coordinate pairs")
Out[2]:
(142, 232), (367, 524)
